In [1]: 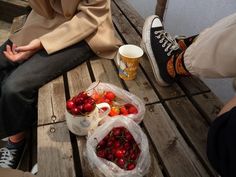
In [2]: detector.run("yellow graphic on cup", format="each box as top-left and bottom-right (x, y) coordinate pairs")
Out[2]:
(117, 44), (144, 80)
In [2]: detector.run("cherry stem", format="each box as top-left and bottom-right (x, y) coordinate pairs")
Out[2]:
(86, 81), (101, 93)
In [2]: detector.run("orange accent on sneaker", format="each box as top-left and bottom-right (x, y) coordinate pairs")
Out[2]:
(167, 56), (176, 78)
(177, 40), (187, 51)
(175, 52), (190, 76)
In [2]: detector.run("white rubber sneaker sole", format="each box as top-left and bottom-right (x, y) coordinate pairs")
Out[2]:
(141, 15), (169, 86)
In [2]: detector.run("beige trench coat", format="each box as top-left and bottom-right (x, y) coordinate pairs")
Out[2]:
(10, 0), (122, 59)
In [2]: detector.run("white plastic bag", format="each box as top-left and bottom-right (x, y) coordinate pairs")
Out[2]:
(86, 117), (151, 177)
(86, 82), (145, 124)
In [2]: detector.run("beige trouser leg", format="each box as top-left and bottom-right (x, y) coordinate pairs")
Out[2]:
(184, 12), (236, 78)
(0, 168), (35, 177)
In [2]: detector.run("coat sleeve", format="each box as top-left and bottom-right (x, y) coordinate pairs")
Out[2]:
(39, 0), (109, 54)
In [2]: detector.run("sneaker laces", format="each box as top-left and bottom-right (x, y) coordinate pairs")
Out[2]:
(0, 147), (17, 168)
(155, 30), (179, 56)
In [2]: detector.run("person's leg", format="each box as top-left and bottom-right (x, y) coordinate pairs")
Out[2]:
(0, 40), (94, 168)
(142, 13), (236, 86)
(207, 95), (236, 176)
(184, 12), (236, 78)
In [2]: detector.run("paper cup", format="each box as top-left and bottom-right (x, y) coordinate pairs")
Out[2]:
(117, 44), (144, 80)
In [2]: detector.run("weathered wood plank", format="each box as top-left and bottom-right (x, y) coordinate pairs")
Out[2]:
(90, 59), (123, 88)
(67, 63), (92, 97)
(113, 0), (144, 34)
(143, 130), (165, 177)
(165, 97), (218, 176)
(178, 76), (210, 95)
(37, 122), (75, 177)
(193, 92), (223, 123)
(143, 104), (210, 177)
(111, 1), (185, 100)
(38, 76), (66, 125)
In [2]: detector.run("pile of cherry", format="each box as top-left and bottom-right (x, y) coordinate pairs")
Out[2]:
(96, 126), (140, 171)
(66, 90), (138, 117)
(66, 91), (96, 115)
(92, 90), (138, 117)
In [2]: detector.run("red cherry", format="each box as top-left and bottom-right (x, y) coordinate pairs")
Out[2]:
(114, 141), (121, 148)
(115, 149), (124, 158)
(127, 163), (136, 170)
(120, 106), (129, 115)
(124, 103), (133, 109)
(97, 150), (106, 158)
(117, 158), (125, 168)
(97, 140), (106, 148)
(75, 96), (84, 105)
(123, 142), (131, 150)
(104, 91), (116, 101)
(106, 153), (114, 161)
(71, 107), (80, 115)
(84, 98), (95, 105)
(107, 140), (114, 147)
(128, 106), (138, 114)
(125, 132), (134, 141)
(66, 100), (75, 110)
(130, 152), (138, 160)
(113, 127), (121, 136)
(78, 91), (89, 99)
(83, 103), (95, 112)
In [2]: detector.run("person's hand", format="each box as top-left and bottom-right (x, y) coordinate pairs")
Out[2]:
(3, 39), (43, 62)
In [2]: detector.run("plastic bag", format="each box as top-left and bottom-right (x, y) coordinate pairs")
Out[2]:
(86, 82), (145, 124)
(86, 117), (151, 177)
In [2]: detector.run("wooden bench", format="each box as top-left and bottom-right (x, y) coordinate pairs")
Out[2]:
(11, 0), (223, 176)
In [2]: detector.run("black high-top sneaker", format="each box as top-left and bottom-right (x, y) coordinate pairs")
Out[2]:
(0, 139), (25, 168)
(141, 15), (182, 86)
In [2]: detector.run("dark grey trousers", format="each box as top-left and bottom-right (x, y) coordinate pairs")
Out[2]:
(0, 40), (94, 138)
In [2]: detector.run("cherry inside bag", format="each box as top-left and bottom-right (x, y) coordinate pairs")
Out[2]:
(86, 117), (151, 177)
(86, 82), (145, 124)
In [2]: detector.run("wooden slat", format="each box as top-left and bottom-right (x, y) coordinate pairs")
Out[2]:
(38, 76), (66, 125)
(67, 63), (92, 97)
(165, 97), (218, 176)
(143, 104), (210, 177)
(193, 92), (223, 123)
(178, 76), (210, 95)
(113, 0), (144, 34)
(37, 122), (75, 177)
(90, 59), (123, 88)
(111, 1), (185, 100)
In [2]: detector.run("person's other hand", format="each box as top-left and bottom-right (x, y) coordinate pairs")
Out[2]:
(3, 39), (43, 62)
